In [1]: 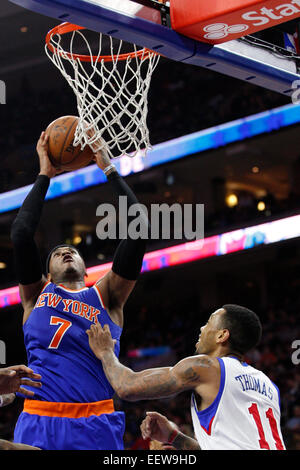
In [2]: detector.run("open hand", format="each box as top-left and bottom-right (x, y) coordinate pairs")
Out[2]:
(0, 365), (42, 396)
(86, 323), (116, 360)
(37, 131), (61, 178)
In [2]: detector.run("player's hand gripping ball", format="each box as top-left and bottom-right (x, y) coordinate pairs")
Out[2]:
(46, 115), (93, 171)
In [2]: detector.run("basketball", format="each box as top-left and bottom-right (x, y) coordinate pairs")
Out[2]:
(46, 116), (94, 171)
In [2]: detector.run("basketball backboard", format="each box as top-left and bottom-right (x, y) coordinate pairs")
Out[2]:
(8, 0), (300, 96)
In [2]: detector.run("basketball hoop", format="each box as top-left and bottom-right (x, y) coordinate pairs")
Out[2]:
(45, 23), (161, 158)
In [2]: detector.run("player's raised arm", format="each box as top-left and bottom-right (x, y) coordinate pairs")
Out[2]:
(10, 132), (59, 318)
(86, 323), (218, 401)
(92, 146), (149, 326)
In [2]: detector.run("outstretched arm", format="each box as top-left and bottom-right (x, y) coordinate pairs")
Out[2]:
(86, 323), (215, 401)
(93, 147), (149, 324)
(10, 132), (59, 315)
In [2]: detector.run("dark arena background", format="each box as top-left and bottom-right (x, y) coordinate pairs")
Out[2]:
(0, 0), (300, 453)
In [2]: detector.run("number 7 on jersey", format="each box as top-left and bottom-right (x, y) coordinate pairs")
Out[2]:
(48, 316), (72, 349)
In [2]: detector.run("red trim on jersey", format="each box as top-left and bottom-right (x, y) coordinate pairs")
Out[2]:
(41, 280), (51, 293)
(201, 416), (215, 435)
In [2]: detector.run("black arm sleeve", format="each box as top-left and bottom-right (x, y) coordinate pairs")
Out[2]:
(10, 175), (50, 285)
(106, 171), (149, 281)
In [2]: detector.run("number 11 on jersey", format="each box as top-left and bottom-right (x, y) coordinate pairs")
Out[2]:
(248, 403), (285, 450)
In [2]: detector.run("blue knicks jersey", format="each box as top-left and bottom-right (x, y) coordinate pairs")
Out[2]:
(23, 281), (122, 403)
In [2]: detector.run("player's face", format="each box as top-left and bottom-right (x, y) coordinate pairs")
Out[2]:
(49, 246), (86, 280)
(196, 308), (225, 355)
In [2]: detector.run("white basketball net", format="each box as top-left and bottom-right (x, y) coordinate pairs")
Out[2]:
(45, 27), (160, 158)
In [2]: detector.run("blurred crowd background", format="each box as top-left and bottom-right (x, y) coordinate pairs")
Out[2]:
(1, 61), (300, 287)
(1, 260), (300, 450)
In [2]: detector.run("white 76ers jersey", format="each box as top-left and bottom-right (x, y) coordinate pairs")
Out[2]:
(191, 357), (285, 450)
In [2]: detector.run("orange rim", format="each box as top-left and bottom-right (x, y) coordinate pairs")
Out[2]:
(45, 22), (156, 62)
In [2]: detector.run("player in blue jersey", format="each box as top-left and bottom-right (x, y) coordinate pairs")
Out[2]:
(10, 131), (148, 450)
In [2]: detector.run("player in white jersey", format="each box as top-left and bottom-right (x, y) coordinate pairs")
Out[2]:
(190, 356), (284, 449)
(86, 304), (286, 450)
